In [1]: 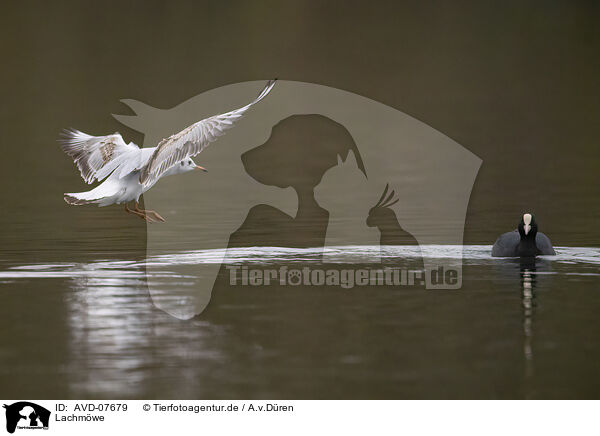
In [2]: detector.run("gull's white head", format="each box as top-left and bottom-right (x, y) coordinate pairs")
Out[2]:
(175, 158), (207, 175)
(522, 213), (532, 235)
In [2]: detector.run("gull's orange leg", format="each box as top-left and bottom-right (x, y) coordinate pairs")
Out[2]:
(147, 210), (166, 222)
(125, 203), (155, 223)
(135, 202), (166, 223)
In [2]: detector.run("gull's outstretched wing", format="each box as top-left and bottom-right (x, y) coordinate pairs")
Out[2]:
(60, 130), (141, 184)
(139, 79), (277, 188)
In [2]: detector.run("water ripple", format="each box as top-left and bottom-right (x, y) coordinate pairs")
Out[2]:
(1, 245), (599, 279)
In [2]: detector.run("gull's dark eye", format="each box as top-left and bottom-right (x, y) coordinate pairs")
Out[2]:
(180, 162), (184, 166)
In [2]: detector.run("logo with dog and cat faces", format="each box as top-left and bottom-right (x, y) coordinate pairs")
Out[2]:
(3, 402), (50, 433)
(113, 80), (482, 319)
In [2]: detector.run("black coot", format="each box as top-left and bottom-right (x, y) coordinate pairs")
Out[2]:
(492, 213), (555, 257)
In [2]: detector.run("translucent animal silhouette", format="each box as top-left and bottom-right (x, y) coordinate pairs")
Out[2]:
(112, 80), (481, 318)
(366, 184), (422, 262)
(229, 114), (361, 249)
(315, 152), (382, 263)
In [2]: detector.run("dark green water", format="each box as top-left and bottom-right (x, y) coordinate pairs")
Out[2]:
(1, 1), (599, 399)
(1, 244), (599, 399)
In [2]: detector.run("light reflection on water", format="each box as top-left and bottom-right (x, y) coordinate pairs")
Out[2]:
(3, 245), (600, 279)
(0, 245), (599, 399)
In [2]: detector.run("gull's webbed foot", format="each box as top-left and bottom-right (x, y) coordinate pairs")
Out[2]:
(134, 203), (165, 223)
(125, 203), (157, 223)
(146, 210), (166, 222)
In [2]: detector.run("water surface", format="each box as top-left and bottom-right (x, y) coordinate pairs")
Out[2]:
(1, 1), (600, 399)
(1, 244), (599, 399)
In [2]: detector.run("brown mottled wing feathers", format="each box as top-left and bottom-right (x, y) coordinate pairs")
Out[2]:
(139, 79), (276, 188)
(60, 130), (139, 184)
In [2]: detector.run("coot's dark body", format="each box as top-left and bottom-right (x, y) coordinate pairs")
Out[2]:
(492, 230), (555, 257)
(491, 213), (556, 257)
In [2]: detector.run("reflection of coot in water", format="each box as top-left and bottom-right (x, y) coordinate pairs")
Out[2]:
(228, 114), (366, 248)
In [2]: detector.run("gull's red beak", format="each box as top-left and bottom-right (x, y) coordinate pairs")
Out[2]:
(195, 165), (207, 172)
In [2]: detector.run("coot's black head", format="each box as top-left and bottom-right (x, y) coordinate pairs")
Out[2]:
(518, 213), (538, 239)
